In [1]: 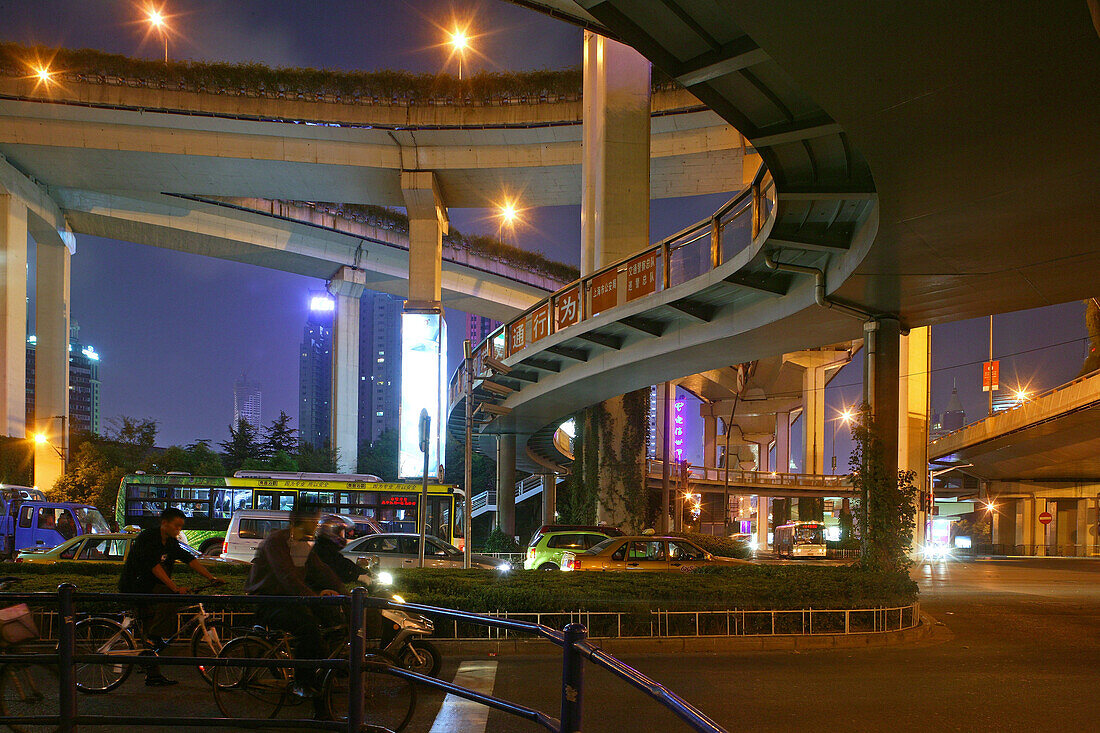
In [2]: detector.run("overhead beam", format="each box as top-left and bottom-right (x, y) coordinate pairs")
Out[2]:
(619, 315), (666, 337)
(751, 118), (842, 148)
(723, 272), (790, 296)
(777, 188), (877, 201)
(523, 357), (562, 373)
(768, 233), (851, 253)
(674, 38), (770, 87)
(668, 299), (715, 323)
(577, 331), (624, 350)
(546, 344), (589, 362)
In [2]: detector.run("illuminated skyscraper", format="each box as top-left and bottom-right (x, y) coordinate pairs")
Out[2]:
(233, 375), (262, 429)
(25, 323), (101, 435)
(298, 292), (334, 449)
(359, 291), (404, 444)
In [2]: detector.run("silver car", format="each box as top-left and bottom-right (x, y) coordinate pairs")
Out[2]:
(342, 533), (509, 571)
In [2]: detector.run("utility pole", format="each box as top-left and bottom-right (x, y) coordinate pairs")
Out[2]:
(463, 340), (473, 569)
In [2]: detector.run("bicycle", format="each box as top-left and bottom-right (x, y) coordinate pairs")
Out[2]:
(72, 582), (232, 693)
(212, 624), (415, 731)
(0, 577), (58, 733)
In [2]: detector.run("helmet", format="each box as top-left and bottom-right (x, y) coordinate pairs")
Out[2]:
(317, 515), (353, 548)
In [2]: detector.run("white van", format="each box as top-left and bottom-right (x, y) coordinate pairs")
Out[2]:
(220, 510), (383, 563)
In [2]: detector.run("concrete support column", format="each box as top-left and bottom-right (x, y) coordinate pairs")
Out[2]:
(1074, 498), (1088, 557)
(899, 326), (930, 548)
(1015, 498), (1035, 554)
(755, 441), (770, 472)
(34, 235), (72, 491)
(993, 498), (1017, 552)
(541, 474), (557, 527)
(774, 412), (790, 474)
(496, 434), (516, 539)
(755, 496), (769, 548)
(703, 415), (718, 468)
(863, 319), (901, 484)
(0, 193), (27, 438)
(400, 171), (448, 312)
(581, 31), (651, 276)
(327, 266), (366, 473)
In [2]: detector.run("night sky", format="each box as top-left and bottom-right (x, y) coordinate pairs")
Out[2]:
(2, 1), (1088, 450)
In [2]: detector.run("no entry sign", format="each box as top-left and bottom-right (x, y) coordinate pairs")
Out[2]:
(1038, 511), (1053, 525)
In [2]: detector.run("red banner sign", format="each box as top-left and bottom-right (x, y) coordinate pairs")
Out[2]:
(530, 303), (551, 344)
(507, 319), (526, 355)
(589, 269), (618, 315)
(626, 251), (658, 301)
(556, 286), (582, 329)
(982, 360), (1000, 392)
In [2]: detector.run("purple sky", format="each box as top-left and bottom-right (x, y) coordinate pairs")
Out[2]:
(5, 1), (1089, 448)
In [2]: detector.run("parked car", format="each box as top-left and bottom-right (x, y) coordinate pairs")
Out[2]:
(342, 533), (510, 571)
(0, 485), (112, 557)
(560, 535), (750, 572)
(524, 525), (624, 571)
(14, 532), (246, 566)
(220, 509), (383, 563)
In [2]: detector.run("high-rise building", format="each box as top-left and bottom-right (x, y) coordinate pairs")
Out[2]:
(298, 292), (334, 449)
(25, 323), (101, 435)
(931, 382), (966, 439)
(463, 313), (499, 346)
(233, 375), (262, 429)
(359, 291), (404, 445)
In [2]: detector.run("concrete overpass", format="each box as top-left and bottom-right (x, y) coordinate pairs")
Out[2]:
(929, 370), (1100, 556)
(450, 0), (1097, 535)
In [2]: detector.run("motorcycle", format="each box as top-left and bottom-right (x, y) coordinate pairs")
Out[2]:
(377, 599), (441, 678)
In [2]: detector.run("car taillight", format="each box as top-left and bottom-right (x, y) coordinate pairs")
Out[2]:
(527, 548), (535, 560)
(13, 558), (21, 563)
(573, 559), (581, 570)
(563, 555), (574, 571)
(221, 540), (228, 555)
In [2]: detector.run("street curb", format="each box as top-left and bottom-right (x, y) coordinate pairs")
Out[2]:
(433, 614), (938, 657)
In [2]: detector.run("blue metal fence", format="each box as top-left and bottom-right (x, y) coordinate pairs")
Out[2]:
(0, 584), (728, 733)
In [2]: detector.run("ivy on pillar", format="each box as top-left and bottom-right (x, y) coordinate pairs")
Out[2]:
(328, 266), (366, 474)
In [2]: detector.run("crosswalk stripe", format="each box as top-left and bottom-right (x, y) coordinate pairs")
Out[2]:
(429, 660), (499, 733)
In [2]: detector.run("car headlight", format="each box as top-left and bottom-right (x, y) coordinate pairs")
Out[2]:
(377, 571), (394, 586)
(497, 562), (512, 572)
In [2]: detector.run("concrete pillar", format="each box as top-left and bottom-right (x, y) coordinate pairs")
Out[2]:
(0, 193), (27, 438)
(772, 498), (791, 527)
(496, 434), (516, 539)
(541, 474), (557, 527)
(1015, 498), (1036, 554)
(580, 31), (651, 276)
(863, 318), (901, 485)
(34, 236), (71, 491)
(755, 496), (769, 548)
(1074, 498), (1088, 557)
(400, 171), (448, 312)
(755, 441), (770, 472)
(703, 415), (718, 468)
(774, 412), (790, 474)
(899, 326), (930, 548)
(327, 266), (366, 473)
(802, 363), (827, 475)
(993, 498), (1017, 553)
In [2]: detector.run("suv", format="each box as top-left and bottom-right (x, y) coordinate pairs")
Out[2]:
(220, 510), (382, 563)
(524, 525), (624, 571)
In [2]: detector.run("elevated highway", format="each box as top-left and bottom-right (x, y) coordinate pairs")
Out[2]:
(452, 1), (1099, 504)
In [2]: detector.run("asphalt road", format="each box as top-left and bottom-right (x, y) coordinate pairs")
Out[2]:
(50, 559), (1100, 732)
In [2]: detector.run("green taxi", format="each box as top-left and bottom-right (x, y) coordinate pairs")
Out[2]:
(523, 525), (623, 571)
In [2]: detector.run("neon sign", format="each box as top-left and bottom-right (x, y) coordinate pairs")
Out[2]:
(674, 400), (685, 461)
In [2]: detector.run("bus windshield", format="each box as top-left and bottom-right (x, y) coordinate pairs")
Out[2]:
(794, 525), (824, 544)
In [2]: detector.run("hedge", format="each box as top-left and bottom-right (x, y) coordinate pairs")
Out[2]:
(0, 563), (917, 613)
(0, 43), (678, 104)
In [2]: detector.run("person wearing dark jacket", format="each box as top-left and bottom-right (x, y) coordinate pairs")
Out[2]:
(245, 504), (343, 700)
(312, 516), (364, 584)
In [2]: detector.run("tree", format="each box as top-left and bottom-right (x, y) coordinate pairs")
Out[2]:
(103, 416), (158, 469)
(262, 412), (298, 458)
(849, 405), (917, 572)
(51, 442), (126, 520)
(358, 429), (399, 481)
(220, 419), (264, 473)
(298, 441), (339, 473)
(443, 431), (496, 496)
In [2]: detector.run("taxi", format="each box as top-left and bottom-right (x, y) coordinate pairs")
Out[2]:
(560, 535), (750, 572)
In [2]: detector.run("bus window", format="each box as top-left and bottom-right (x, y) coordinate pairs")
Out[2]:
(254, 492), (295, 511)
(212, 489), (251, 519)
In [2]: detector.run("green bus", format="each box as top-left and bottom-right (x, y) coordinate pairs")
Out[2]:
(115, 471), (462, 555)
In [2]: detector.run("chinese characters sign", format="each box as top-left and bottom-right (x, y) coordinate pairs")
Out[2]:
(530, 303), (550, 344)
(590, 269), (618, 315)
(982, 360), (999, 392)
(508, 320), (526, 355)
(626, 252), (658, 301)
(556, 286), (582, 329)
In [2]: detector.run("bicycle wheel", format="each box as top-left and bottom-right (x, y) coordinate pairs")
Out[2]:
(0, 660), (59, 733)
(212, 636), (295, 720)
(323, 653), (416, 732)
(72, 617), (135, 693)
(190, 615), (235, 685)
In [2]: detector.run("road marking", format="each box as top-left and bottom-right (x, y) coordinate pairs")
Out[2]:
(429, 660), (498, 733)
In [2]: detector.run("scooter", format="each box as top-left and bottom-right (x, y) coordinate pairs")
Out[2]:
(377, 600), (442, 678)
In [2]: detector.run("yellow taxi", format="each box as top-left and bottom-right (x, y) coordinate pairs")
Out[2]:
(560, 535), (750, 572)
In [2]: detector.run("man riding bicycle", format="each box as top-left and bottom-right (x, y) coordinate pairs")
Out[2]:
(244, 503), (344, 713)
(118, 507), (223, 686)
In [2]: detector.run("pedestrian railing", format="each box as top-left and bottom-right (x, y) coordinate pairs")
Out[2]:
(0, 585), (729, 733)
(431, 604), (920, 640)
(951, 543), (1099, 558)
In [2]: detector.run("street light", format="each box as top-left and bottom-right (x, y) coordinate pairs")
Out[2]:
(496, 198), (522, 243)
(449, 28), (470, 80)
(831, 407), (854, 473)
(147, 6), (169, 63)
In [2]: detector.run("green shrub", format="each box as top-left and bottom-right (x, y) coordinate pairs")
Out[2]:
(665, 532), (752, 559)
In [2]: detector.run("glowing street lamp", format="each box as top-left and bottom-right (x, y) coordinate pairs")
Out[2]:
(449, 28), (470, 80)
(147, 6), (169, 63)
(831, 406), (854, 473)
(496, 198), (522, 242)
(1013, 388), (1030, 404)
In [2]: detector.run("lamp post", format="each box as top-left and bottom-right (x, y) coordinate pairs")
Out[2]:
(831, 408), (853, 474)
(148, 7), (168, 63)
(417, 409), (430, 568)
(34, 414), (67, 473)
(463, 340), (473, 569)
(449, 29), (469, 80)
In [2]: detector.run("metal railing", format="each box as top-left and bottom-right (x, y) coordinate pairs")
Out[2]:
(0, 585), (729, 733)
(951, 543), (1100, 558)
(645, 460), (853, 489)
(449, 166), (777, 411)
(430, 604), (920, 640)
